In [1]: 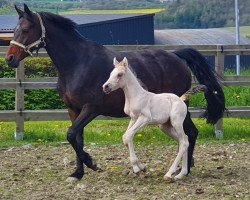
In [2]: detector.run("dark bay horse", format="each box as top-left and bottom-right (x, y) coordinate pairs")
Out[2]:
(5, 4), (225, 181)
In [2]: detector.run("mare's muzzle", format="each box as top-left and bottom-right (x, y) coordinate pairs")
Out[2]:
(5, 54), (20, 68)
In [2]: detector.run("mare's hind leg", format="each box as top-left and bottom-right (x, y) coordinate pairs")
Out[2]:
(183, 111), (198, 174)
(160, 122), (189, 179)
(66, 105), (98, 182)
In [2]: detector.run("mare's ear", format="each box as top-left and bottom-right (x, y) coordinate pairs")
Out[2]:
(113, 57), (119, 67)
(24, 4), (33, 20)
(122, 57), (128, 68)
(15, 5), (24, 17)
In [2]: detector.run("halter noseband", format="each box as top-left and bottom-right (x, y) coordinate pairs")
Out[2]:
(10, 13), (46, 56)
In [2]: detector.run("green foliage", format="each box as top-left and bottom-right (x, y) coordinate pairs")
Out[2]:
(0, 0), (165, 14)
(0, 57), (250, 110)
(2, 0), (250, 29)
(0, 57), (64, 110)
(0, 90), (15, 110)
(155, 0), (250, 29)
(190, 86), (250, 107)
(25, 90), (65, 110)
(0, 57), (57, 78)
(23, 57), (57, 78)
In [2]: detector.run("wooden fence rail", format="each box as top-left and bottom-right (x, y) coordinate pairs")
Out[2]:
(0, 44), (250, 140)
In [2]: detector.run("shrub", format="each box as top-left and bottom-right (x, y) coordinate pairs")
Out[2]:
(0, 57), (64, 110)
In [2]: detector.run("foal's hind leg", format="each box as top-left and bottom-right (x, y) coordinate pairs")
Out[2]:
(123, 116), (148, 173)
(161, 122), (189, 179)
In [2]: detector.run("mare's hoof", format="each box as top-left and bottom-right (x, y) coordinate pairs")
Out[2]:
(69, 171), (84, 180)
(66, 176), (79, 183)
(85, 159), (98, 171)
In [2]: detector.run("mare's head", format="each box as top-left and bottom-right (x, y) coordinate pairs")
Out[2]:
(102, 57), (129, 94)
(5, 4), (45, 68)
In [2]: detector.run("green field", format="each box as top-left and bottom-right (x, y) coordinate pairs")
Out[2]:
(60, 8), (163, 14)
(0, 118), (249, 147)
(224, 26), (250, 39)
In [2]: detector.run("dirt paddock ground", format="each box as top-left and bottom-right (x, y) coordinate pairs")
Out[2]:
(0, 143), (249, 200)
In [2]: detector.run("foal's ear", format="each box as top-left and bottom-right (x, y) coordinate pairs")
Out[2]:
(122, 57), (128, 67)
(15, 5), (24, 17)
(113, 57), (119, 67)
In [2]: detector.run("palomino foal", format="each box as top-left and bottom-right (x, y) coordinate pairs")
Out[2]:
(103, 57), (205, 179)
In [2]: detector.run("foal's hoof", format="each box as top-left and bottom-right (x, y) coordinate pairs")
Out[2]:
(174, 174), (185, 180)
(132, 165), (141, 174)
(66, 176), (79, 183)
(132, 163), (146, 174)
(138, 163), (146, 172)
(163, 176), (175, 183)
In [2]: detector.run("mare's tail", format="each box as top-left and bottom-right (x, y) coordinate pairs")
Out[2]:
(180, 84), (207, 102)
(174, 48), (225, 124)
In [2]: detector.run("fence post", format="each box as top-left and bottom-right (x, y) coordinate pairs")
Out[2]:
(214, 45), (225, 139)
(15, 60), (25, 140)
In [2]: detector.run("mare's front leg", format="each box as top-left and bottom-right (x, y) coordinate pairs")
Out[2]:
(123, 116), (148, 173)
(66, 105), (98, 182)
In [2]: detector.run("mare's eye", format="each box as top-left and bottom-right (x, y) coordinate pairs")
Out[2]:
(117, 73), (123, 78)
(22, 28), (29, 33)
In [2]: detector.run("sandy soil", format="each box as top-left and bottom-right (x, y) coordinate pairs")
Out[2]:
(0, 143), (249, 200)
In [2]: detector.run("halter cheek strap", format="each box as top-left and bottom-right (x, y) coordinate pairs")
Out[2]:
(10, 13), (46, 56)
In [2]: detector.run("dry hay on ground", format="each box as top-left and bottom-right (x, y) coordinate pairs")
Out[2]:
(0, 143), (249, 200)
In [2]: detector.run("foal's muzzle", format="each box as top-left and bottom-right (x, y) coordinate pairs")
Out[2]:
(102, 84), (112, 94)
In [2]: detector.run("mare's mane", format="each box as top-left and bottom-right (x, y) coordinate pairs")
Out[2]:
(38, 12), (101, 45)
(39, 12), (77, 31)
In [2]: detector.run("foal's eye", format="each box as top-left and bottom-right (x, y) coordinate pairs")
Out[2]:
(117, 73), (123, 78)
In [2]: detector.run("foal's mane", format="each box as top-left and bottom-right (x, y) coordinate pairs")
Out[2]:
(128, 64), (148, 90)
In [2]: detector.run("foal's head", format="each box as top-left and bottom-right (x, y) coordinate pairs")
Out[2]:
(102, 57), (128, 94)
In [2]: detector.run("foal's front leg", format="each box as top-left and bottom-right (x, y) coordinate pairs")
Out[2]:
(123, 116), (148, 173)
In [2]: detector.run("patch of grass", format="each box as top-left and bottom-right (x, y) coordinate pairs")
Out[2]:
(0, 118), (249, 147)
(224, 68), (250, 76)
(190, 86), (250, 107)
(224, 26), (250, 38)
(60, 8), (164, 14)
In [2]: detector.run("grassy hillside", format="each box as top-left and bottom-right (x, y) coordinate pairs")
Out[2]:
(224, 26), (250, 39)
(60, 8), (163, 14)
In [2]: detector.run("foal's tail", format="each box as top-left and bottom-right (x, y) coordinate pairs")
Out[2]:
(180, 85), (207, 102)
(174, 48), (225, 124)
